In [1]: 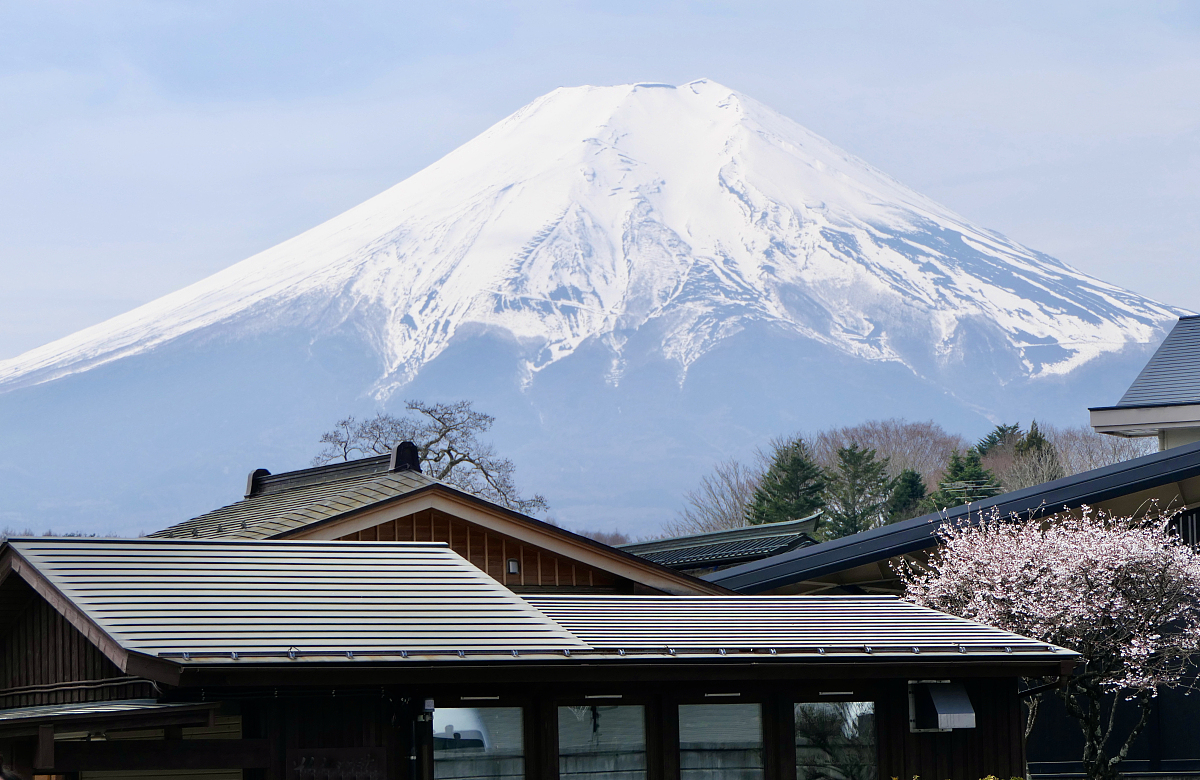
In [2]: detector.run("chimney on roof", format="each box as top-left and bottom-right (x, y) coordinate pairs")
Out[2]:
(244, 468), (271, 498)
(390, 441), (422, 473)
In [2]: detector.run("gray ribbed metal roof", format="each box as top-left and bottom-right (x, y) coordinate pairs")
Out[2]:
(8, 538), (586, 660)
(633, 536), (811, 568)
(621, 514), (820, 557)
(620, 515), (817, 569)
(0, 699), (211, 724)
(149, 459), (437, 539)
(5, 538), (1073, 668)
(1116, 316), (1200, 407)
(525, 595), (1070, 658)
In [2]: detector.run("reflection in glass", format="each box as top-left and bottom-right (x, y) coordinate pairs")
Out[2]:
(794, 702), (877, 780)
(679, 703), (764, 780)
(433, 707), (524, 780)
(558, 705), (647, 780)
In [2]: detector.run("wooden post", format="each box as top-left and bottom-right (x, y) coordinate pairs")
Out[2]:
(34, 724), (54, 772)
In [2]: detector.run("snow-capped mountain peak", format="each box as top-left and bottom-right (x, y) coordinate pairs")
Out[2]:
(0, 79), (1179, 397)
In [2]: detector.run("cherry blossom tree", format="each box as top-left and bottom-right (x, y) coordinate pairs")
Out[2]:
(900, 506), (1200, 780)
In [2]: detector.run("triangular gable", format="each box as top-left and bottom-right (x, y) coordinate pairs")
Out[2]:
(0, 549), (172, 698)
(5, 538), (587, 665)
(150, 455), (730, 595)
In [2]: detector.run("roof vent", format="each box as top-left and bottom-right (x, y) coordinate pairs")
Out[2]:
(245, 468), (271, 498)
(390, 441), (422, 473)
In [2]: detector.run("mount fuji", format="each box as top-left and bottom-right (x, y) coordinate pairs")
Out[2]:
(0, 79), (1182, 536)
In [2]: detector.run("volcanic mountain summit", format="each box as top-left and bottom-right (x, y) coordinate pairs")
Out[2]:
(0, 80), (1181, 534)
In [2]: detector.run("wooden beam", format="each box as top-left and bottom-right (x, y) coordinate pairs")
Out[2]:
(126, 651), (182, 686)
(51, 739), (271, 771)
(34, 724), (53, 771)
(0, 705), (219, 740)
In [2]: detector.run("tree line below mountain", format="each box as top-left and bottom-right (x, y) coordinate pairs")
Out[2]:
(664, 418), (1155, 543)
(311, 403), (1156, 547)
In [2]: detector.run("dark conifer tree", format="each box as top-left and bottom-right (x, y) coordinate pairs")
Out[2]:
(887, 468), (927, 523)
(746, 438), (826, 526)
(822, 443), (894, 541)
(926, 449), (1001, 510)
(976, 423), (1021, 457)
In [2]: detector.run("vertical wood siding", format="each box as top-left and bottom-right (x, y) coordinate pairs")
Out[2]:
(336, 509), (624, 592)
(877, 678), (1024, 779)
(0, 589), (154, 708)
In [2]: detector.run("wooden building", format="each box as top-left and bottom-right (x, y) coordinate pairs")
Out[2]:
(701, 434), (1200, 777)
(149, 449), (728, 596)
(0, 537), (1074, 780)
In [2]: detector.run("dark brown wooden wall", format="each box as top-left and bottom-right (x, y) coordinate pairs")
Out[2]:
(877, 678), (1025, 780)
(336, 508), (626, 592)
(0, 583), (154, 708)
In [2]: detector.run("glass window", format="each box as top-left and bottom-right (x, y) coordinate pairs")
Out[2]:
(559, 704), (647, 780)
(433, 707), (524, 780)
(678, 703), (764, 780)
(794, 702), (876, 780)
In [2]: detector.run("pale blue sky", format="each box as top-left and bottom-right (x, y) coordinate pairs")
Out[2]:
(2, 1), (1198, 359)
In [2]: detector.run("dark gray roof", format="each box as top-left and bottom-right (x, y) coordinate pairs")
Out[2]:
(620, 516), (818, 569)
(1112, 316), (1200, 408)
(6, 538), (586, 661)
(526, 595), (1072, 660)
(149, 456), (439, 539)
(706, 438), (1200, 594)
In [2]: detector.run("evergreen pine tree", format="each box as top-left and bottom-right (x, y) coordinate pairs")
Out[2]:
(926, 449), (1001, 510)
(1010, 418), (1066, 485)
(1015, 419), (1049, 456)
(976, 423), (1021, 457)
(746, 438), (826, 526)
(821, 443), (894, 541)
(887, 468), (927, 523)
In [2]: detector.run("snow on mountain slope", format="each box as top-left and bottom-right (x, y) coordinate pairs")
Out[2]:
(0, 79), (1180, 398)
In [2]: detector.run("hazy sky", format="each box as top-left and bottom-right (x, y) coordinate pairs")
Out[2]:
(2, 1), (1198, 360)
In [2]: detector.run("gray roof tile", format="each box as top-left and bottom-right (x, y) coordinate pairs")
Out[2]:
(1117, 316), (1200, 407)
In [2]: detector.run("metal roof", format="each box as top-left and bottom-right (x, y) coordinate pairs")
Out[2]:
(149, 458), (437, 540)
(621, 514), (820, 553)
(0, 699), (211, 725)
(1112, 316), (1200, 408)
(3, 538), (1073, 669)
(706, 438), (1200, 593)
(525, 595), (1071, 659)
(143, 457), (730, 596)
(632, 536), (812, 568)
(6, 538), (586, 661)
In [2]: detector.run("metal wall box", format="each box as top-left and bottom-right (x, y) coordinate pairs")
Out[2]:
(909, 680), (976, 732)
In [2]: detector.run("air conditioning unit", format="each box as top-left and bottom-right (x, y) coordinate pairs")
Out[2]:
(908, 680), (976, 732)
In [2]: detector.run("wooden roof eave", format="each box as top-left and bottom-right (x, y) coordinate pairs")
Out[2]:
(0, 546), (181, 686)
(267, 484), (733, 596)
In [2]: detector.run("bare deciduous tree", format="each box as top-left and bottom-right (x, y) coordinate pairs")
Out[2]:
(574, 529), (633, 545)
(664, 457), (764, 536)
(809, 419), (969, 486)
(1045, 424), (1156, 475)
(314, 400), (547, 515)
